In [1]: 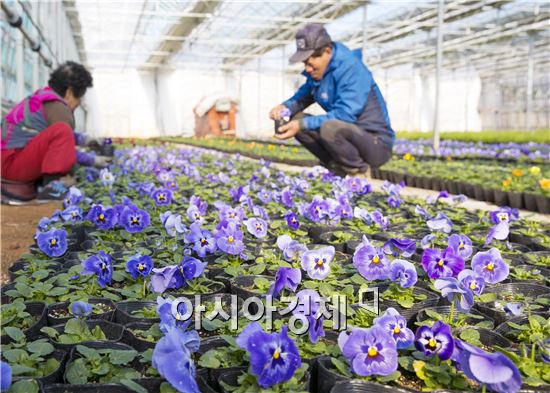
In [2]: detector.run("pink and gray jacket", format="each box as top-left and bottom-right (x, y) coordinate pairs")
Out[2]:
(1, 86), (94, 165)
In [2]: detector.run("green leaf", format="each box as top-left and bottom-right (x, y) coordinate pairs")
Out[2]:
(2, 349), (26, 363)
(120, 379), (148, 393)
(10, 364), (38, 376)
(42, 358), (60, 377)
(160, 382), (179, 393)
(109, 349), (138, 365)
(76, 345), (101, 361)
(198, 349), (221, 368)
(7, 379), (40, 393)
(40, 327), (59, 339)
(64, 318), (87, 335)
(65, 358), (91, 384)
(459, 329), (482, 346)
(318, 282), (333, 297)
(397, 298), (414, 308)
(377, 370), (401, 382)
(330, 357), (352, 377)
(3, 326), (26, 344)
(26, 341), (54, 356)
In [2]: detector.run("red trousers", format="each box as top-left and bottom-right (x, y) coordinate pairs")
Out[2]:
(1, 122), (76, 182)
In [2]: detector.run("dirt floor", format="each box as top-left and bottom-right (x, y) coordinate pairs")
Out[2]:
(1, 202), (61, 284)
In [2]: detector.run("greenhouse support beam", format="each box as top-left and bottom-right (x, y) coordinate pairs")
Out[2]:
(1, 1), (52, 68)
(433, 0), (445, 153)
(361, 2), (368, 61)
(526, 34), (534, 130)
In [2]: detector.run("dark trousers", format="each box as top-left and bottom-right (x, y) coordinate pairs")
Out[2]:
(295, 117), (392, 171)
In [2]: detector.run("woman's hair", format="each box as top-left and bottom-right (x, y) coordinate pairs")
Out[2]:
(48, 61), (93, 99)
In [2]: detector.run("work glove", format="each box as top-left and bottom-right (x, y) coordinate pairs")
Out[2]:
(93, 155), (113, 168)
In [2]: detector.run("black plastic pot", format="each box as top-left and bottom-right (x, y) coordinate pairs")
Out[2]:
(331, 379), (410, 393)
(476, 283), (550, 326)
(535, 194), (550, 214)
(1, 301), (47, 342)
(316, 356), (349, 393)
(114, 300), (160, 325)
(416, 306), (494, 330)
(8, 260), (63, 282)
(9, 349), (67, 386)
(48, 319), (125, 352)
(493, 190), (509, 206)
(507, 191), (524, 209)
(308, 225), (346, 244)
(47, 298), (115, 326)
(523, 193), (538, 213)
(446, 180), (459, 195)
(483, 188), (496, 203)
(121, 321), (158, 352)
(473, 185), (485, 201)
(230, 275), (273, 315)
(100, 144), (114, 157)
(197, 336), (246, 391)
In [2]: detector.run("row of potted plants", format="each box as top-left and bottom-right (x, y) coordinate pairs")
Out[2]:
(0, 144), (549, 393)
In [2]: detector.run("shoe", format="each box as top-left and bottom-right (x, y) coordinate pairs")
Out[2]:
(324, 161), (347, 177)
(1, 178), (37, 203)
(36, 180), (69, 201)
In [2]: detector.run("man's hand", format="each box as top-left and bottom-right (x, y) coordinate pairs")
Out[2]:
(269, 104), (288, 121)
(93, 155), (113, 168)
(274, 120), (300, 140)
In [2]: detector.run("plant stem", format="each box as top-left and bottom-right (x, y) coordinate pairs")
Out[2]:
(448, 298), (455, 325)
(142, 279), (147, 298)
(482, 384), (486, 393)
(531, 343), (536, 362)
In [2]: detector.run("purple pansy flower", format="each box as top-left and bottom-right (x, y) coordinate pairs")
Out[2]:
(370, 210), (389, 230)
(186, 205), (204, 224)
(306, 196), (330, 223)
(427, 213), (453, 233)
(61, 206), (83, 222)
(185, 222), (217, 257)
(434, 277), (474, 312)
(281, 187), (294, 208)
(86, 204), (117, 230)
(388, 259), (418, 288)
(353, 242), (390, 281)
(71, 301), (92, 318)
(236, 322), (302, 388)
(285, 211), (300, 230)
(151, 188), (173, 206)
(37, 228), (68, 258)
(81, 250), (113, 288)
(269, 267), (302, 298)
(484, 222), (510, 246)
(164, 180), (178, 190)
(218, 205), (244, 224)
(152, 327), (200, 393)
(63, 186), (84, 207)
(301, 246), (334, 280)
(119, 205), (150, 233)
(156, 296), (192, 333)
(420, 234), (436, 249)
(383, 238), (416, 258)
(504, 302), (524, 317)
(338, 325), (398, 377)
(244, 217), (268, 239)
(374, 308), (415, 349)
(489, 207), (519, 225)
(150, 266), (179, 293)
(174, 257), (206, 287)
(471, 248), (509, 284)
(1, 361), (12, 392)
(457, 269), (484, 296)
(160, 211), (186, 236)
(215, 221), (245, 255)
(447, 234), (473, 260)
(126, 254), (154, 279)
(455, 339), (522, 393)
(415, 321), (454, 360)
(277, 235), (308, 263)
(421, 247), (464, 279)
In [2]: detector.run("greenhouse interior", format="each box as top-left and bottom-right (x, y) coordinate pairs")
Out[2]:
(0, 0), (549, 392)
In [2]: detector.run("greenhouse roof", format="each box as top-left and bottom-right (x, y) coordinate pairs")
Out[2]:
(66, 0), (549, 76)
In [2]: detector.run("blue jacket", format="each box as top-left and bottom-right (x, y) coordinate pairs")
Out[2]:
(283, 42), (395, 149)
